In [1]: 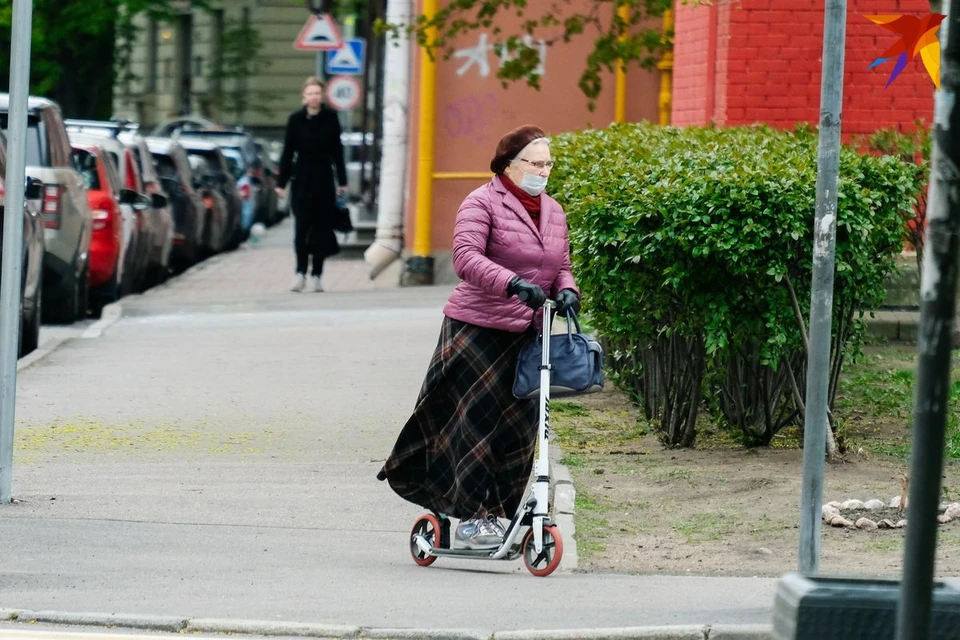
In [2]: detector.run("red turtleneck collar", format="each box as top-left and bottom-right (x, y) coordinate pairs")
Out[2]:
(500, 174), (542, 225)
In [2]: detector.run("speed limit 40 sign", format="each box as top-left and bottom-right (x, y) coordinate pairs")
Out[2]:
(326, 75), (362, 111)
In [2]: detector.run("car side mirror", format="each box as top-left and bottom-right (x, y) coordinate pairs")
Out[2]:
(24, 177), (43, 200)
(151, 193), (168, 209)
(119, 188), (139, 205)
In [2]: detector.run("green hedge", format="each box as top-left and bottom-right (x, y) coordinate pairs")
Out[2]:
(549, 123), (923, 447)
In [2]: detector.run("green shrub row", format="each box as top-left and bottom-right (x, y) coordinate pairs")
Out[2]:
(549, 122), (924, 447)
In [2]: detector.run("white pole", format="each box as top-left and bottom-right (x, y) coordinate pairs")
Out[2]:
(363, 0), (411, 279)
(0, 0), (34, 504)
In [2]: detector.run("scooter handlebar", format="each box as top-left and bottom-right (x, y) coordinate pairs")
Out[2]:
(516, 290), (556, 309)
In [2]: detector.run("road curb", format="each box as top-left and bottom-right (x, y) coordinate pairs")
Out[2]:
(13, 610), (187, 632)
(493, 628), (705, 639)
(0, 609), (774, 640)
(81, 301), (125, 339)
(550, 442), (579, 572)
(185, 619), (359, 637)
(15, 336), (68, 373)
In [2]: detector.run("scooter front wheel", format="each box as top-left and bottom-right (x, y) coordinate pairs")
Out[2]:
(410, 514), (441, 567)
(522, 524), (564, 577)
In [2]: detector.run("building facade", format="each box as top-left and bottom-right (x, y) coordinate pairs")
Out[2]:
(398, 1), (667, 283)
(113, 0), (358, 135)
(671, 0), (936, 134)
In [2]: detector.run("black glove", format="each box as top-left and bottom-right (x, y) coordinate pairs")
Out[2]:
(507, 277), (546, 310)
(555, 288), (581, 316)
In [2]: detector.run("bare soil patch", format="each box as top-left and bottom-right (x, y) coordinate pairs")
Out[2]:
(552, 343), (960, 578)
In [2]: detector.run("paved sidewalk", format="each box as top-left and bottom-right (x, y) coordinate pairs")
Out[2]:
(142, 217), (403, 301)
(1, 220), (781, 638)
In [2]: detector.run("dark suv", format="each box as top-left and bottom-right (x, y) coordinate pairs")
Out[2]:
(0, 95), (93, 323)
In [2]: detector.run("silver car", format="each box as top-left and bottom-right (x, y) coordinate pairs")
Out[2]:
(0, 95), (93, 323)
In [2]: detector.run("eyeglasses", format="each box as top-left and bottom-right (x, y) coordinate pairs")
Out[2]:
(517, 158), (555, 170)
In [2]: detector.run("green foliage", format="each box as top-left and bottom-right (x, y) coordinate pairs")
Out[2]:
(549, 122), (923, 447)
(206, 19), (279, 123)
(0, 0), (210, 118)
(378, 0), (695, 109)
(857, 123), (931, 273)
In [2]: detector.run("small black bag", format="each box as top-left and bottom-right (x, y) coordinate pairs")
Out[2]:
(333, 197), (354, 233)
(512, 309), (604, 400)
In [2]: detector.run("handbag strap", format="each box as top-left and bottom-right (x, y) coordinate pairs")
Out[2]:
(564, 308), (582, 335)
(537, 307), (583, 343)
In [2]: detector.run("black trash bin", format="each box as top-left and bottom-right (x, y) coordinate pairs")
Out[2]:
(773, 572), (960, 639)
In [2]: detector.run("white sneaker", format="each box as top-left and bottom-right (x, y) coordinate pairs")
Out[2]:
(290, 273), (306, 292)
(310, 276), (323, 293)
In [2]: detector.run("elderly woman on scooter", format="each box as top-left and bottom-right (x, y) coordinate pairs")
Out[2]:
(377, 124), (581, 549)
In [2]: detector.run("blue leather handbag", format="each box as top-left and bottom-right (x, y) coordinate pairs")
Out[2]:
(512, 309), (605, 400)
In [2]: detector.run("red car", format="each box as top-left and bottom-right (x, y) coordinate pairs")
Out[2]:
(71, 141), (143, 317)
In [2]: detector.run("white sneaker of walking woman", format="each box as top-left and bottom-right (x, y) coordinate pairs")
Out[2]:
(309, 276), (323, 292)
(290, 273), (305, 292)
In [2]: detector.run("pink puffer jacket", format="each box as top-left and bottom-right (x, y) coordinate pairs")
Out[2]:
(442, 175), (579, 333)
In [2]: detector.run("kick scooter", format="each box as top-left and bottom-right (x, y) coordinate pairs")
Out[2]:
(408, 298), (564, 577)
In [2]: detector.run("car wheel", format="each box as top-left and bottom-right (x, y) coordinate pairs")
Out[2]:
(19, 289), (40, 357)
(77, 261), (90, 319)
(43, 265), (80, 325)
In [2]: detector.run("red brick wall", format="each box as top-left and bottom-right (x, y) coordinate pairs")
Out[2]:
(673, 0), (936, 136)
(672, 0), (713, 124)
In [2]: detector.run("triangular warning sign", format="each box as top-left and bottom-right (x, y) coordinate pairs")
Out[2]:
(328, 45), (361, 72)
(294, 14), (343, 51)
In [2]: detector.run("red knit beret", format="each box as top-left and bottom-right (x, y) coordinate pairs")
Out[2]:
(489, 125), (547, 174)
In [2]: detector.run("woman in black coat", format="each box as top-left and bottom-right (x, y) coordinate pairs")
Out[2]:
(275, 76), (348, 293)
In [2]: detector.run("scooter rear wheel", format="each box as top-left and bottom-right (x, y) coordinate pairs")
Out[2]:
(410, 514), (441, 567)
(522, 524), (564, 577)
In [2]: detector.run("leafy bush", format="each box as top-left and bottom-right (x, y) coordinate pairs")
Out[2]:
(856, 124), (930, 273)
(549, 123), (923, 447)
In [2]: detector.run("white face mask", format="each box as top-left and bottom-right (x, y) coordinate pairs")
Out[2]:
(519, 172), (548, 196)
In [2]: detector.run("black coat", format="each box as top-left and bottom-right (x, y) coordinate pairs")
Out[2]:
(277, 106), (348, 256)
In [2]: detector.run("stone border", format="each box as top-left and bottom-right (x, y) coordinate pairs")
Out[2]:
(0, 609), (774, 640)
(822, 497), (960, 530)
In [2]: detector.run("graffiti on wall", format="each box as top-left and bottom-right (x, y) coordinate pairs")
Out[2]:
(453, 33), (547, 79)
(443, 92), (498, 142)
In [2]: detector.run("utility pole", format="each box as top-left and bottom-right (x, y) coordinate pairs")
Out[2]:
(797, 0), (846, 575)
(896, 2), (960, 637)
(0, 0), (34, 504)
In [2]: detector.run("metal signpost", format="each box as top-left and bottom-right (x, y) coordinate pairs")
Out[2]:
(896, 3), (960, 637)
(797, 0), (847, 575)
(0, 0), (34, 504)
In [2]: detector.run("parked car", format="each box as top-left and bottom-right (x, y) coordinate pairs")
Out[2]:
(176, 129), (262, 235)
(177, 138), (242, 249)
(0, 94), (93, 323)
(118, 133), (174, 288)
(70, 137), (145, 317)
(63, 117), (140, 139)
(187, 154), (230, 257)
(0, 133), (45, 356)
(144, 137), (206, 272)
(150, 115), (221, 138)
(253, 139), (281, 224)
(66, 118), (174, 289)
(69, 132), (142, 301)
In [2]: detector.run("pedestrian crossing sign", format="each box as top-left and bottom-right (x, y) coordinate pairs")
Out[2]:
(326, 39), (366, 76)
(294, 14), (344, 51)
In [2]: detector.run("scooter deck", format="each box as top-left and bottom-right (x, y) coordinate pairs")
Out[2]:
(416, 540), (523, 561)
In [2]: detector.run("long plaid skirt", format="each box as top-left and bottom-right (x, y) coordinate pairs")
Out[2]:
(376, 317), (538, 519)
